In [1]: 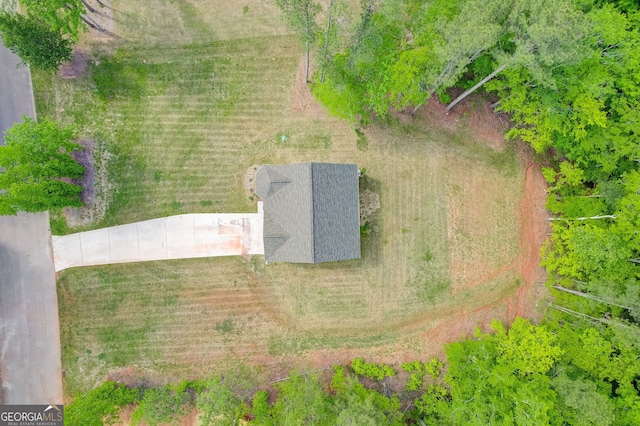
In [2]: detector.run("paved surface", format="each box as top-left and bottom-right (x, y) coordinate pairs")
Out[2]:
(0, 38), (35, 135)
(53, 209), (265, 272)
(0, 39), (63, 404)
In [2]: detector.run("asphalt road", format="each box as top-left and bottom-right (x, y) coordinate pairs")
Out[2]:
(0, 39), (35, 135)
(0, 39), (63, 405)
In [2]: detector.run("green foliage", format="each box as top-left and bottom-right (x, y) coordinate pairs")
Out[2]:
(414, 384), (451, 426)
(0, 117), (84, 215)
(19, 0), (86, 40)
(495, 317), (564, 376)
(331, 366), (403, 426)
(401, 360), (424, 391)
(197, 378), (249, 426)
(311, 75), (365, 119)
(130, 384), (191, 425)
(65, 381), (140, 426)
(424, 358), (444, 379)
(270, 372), (336, 425)
(351, 358), (395, 381)
(401, 359), (442, 391)
(312, 2), (404, 119)
(490, 4), (640, 182)
(215, 318), (234, 333)
(251, 390), (272, 424)
(442, 319), (561, 424)
(405, 374), (423, 391)
(275, 0), (321, 46)
(554, 324), (640, 424)
(92, 52), (150, 100)
(0, 12), (73, 70)
(551, 373), (615, 426)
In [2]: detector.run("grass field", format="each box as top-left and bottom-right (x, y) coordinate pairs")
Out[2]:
(35, 0), (525, 395)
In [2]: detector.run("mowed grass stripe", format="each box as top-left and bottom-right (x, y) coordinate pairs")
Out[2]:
(49, 2), (526, 391)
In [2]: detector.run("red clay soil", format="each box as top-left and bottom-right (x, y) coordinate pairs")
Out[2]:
(416, 96), (550, 322)
(58, 49), (88, 79)
(110, 85), (550, 407)
(264, 94), (549, 371)
(217, 95), (551, 378)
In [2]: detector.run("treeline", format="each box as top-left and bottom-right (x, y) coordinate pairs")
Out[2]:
(66, 317), (640, 425)
(283, 0), (640, 360)
(283, 0), (640, 310)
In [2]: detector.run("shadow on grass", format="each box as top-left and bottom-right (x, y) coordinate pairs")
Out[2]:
(92, 50), (150, 101)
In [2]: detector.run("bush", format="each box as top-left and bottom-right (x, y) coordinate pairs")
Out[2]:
(197, 378), (249, 426)
(131, 385), (190, 425)
(424, 358), (444, 379)
(351, 358), (395, 381)
(65, 381), (140, 426)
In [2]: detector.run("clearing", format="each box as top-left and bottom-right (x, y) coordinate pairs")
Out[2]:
(32, 0), (548, 395)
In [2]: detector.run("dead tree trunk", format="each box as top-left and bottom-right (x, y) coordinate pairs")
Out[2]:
(552, 285), (633, 310)
(552, 304), (634, 329)
(446, 63), (507, 112)
(548, 215), (616, 221)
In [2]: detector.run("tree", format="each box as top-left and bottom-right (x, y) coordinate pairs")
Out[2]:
(0, 12), (72, 70)
(0, 117), (84, 215)
(276, 0), (321, 82)
(445, 0), (590, 111)
(495, 317), (564, 377)
(551, 374), (615, 426)
(409, 0), (511, 114)
(330, 366), (403, 426)
(19, 0), (86, 41)
(444, 320), (560, 425)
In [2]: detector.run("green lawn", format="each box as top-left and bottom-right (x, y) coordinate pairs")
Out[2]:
(36, 0), (525, 395)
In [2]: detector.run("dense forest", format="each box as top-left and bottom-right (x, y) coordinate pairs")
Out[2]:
(61, 0), (640, 424)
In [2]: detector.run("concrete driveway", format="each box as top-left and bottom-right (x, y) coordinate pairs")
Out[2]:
(0, 39), (63, 405)
(53, 211), (265, 272)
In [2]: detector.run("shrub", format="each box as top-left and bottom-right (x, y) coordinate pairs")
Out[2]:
(351, 358), (395, 381)
(65, 381), (140, 426)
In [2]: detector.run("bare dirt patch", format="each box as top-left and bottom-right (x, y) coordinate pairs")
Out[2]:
(107, 366), (164, 389)
(359, 189), (380, 224)
(58, 50), (89, 79)
(64, 140), (113, 228)
(510, 148), (550, 321)
(81, 0), (117, 42)
(64, 139), (95, 226)
(243, 164), (260, 200)
(291, 57), (325, 117)
(413, 95), (509, 151)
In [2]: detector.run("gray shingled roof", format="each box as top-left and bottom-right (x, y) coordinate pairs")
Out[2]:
(255, 163), (361, 263)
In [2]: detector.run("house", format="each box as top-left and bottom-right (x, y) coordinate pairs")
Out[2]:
(255, 162), (361, 263)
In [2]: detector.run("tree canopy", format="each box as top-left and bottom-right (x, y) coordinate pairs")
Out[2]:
(0, 12), (73, 70)
(19, 0), (86, 41)
(0, 117), (84, 215)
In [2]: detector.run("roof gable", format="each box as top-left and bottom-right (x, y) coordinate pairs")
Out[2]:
(256, 163), (361, 263)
